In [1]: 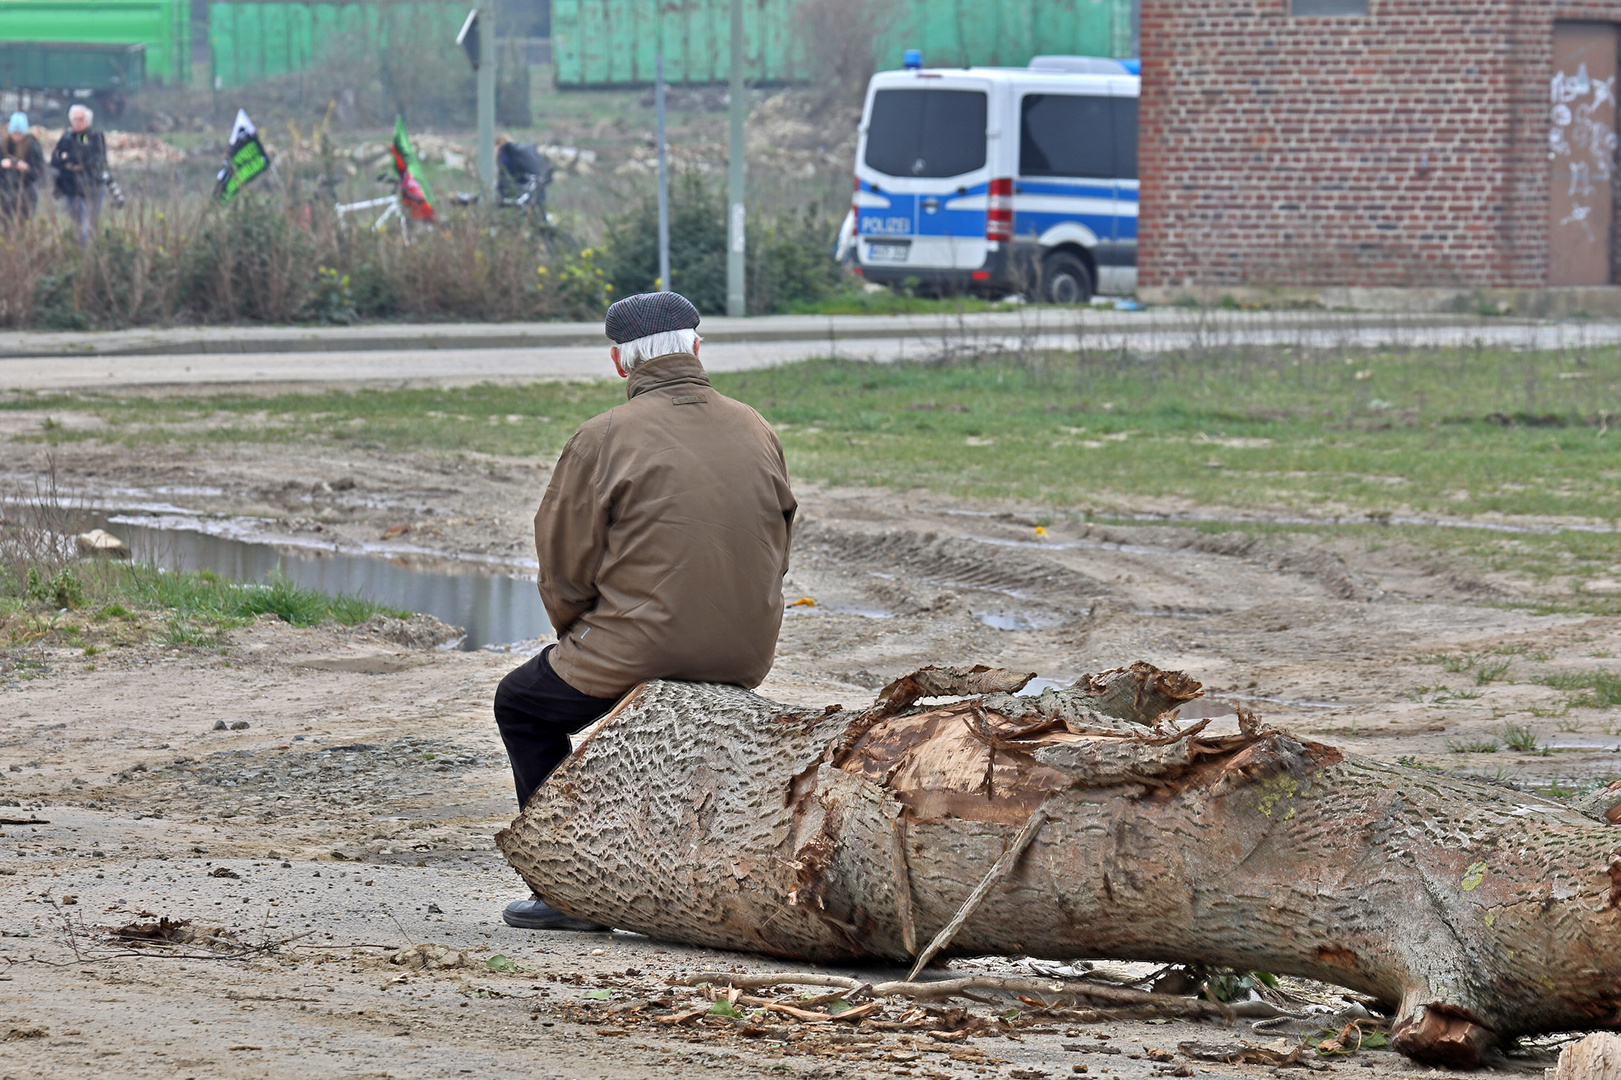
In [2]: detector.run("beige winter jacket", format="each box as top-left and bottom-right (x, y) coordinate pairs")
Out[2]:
(534, 351), (797, 699)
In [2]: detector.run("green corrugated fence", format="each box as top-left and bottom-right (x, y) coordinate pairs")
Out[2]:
(552, 0), (1135, 87)
(207, 1), (376, 88)
(0, 0), (189, 85)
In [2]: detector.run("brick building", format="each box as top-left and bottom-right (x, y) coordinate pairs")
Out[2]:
(1138, 1), (1621, 303)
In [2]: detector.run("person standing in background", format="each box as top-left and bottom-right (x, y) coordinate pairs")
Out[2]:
(51, 104), (106, 246)
(0, 112), (44, 224)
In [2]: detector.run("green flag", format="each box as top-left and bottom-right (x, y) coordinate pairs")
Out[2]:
(215, 109), (270, 203)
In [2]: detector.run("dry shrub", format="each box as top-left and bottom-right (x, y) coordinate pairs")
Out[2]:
(0, 192), (605, 328)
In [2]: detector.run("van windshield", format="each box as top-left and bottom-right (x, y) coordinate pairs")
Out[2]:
(864, 89), (987, 178)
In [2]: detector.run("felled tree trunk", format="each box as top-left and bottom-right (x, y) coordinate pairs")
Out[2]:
(496, 662), (1621, 1069)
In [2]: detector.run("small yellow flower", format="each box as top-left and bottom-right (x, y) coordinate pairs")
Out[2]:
(1033, 525), (1047, 537)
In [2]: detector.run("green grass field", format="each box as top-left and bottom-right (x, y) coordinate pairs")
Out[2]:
(16, 343), (1620, 518)
(8, 342), (1620, 609)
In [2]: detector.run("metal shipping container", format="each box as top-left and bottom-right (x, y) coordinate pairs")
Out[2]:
(0, 0), (189, 84)
(551, 0), (1135, 87)
(207, 2), (480, 90)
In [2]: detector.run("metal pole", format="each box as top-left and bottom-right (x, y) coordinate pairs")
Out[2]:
(477, 2), (497, 200)
(656, 51), (671, 293)
(725, 0), (745, 317)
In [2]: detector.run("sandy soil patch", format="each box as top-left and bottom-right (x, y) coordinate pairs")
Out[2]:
(2, 440), (1611, 1077)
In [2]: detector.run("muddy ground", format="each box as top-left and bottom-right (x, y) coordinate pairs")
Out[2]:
(3, 435), (1616, 1079)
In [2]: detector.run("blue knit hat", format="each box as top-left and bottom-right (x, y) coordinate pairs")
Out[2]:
(7, 113), (25, 135)
(604, 291), (701, 344)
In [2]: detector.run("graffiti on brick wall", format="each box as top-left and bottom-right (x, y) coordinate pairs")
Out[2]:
(1550, 62), (1618, 243)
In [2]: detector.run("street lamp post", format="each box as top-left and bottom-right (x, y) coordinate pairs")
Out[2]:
(725, 0), (745, 317)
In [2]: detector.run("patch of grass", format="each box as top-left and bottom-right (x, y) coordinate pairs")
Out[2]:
(1447, 738), (1501, 754)
(1500, 722), (1544, 753)
(1419, 653), (1477, 673)
(1474, 658), (1512, 685)
(786, 290), (1020, 316)
(1539, 670), (1621, 709)
(2, 562), (403, 650)
(1539, 777), (1578, 800)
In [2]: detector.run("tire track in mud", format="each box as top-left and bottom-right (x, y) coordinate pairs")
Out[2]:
(795, 522), (1112, 622)
(1078, 524), (1383, 602)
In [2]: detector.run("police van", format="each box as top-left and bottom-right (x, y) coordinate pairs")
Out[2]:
(849, 55), (1138, 303)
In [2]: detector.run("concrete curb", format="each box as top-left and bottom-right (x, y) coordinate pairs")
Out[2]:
(0, 309), (1529, 360)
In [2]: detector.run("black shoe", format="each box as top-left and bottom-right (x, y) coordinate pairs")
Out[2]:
(502, 894), (609, 932)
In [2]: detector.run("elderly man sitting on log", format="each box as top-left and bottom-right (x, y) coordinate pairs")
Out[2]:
(494, 291), (798, 931)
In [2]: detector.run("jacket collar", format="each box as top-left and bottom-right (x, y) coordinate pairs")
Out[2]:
(625, 352), (710, 400)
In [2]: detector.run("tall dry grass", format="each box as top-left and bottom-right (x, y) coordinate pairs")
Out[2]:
(0, 190), (607, 330)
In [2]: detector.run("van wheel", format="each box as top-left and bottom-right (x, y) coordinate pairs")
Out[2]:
(1041, 253), (1093, 305)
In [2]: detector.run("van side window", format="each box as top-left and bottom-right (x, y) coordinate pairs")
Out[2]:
(1020, 94), (1116, 179)
(864, 89), (988, 178)
(1113, 97), (1138, 179)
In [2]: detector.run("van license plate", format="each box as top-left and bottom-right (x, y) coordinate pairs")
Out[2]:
(868, 243), (910, 262)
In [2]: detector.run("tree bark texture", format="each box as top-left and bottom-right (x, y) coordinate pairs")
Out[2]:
(495, 662), (1621, 1069)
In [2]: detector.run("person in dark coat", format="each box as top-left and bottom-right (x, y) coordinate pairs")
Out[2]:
(0, 112), (45, 224)
(51, 104), (107, 246)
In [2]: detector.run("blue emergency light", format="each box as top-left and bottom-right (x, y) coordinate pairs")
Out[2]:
(903, 48), (922, 70)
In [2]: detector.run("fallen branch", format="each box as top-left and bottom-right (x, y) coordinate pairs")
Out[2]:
(676, 971), (1230, 1021)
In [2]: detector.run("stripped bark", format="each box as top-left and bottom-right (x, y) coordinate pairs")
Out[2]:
(496, 662), (1621, 1069)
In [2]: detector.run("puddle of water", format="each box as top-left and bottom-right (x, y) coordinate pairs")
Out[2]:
(975, 609), (1070, 631)
(102, 517), (551, 651)
(1547, 738), (1621, 752)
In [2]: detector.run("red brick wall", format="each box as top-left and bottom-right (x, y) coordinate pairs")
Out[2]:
(1139, 1), (1621, 289)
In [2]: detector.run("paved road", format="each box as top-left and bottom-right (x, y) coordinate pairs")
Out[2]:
(3, 309), (1617, 391)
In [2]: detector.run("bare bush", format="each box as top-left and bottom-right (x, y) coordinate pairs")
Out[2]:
(793, 0), (899, 108)
(0, 455), (86, 604)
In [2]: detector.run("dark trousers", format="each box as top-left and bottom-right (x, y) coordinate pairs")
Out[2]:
(493, 645), (619, 807)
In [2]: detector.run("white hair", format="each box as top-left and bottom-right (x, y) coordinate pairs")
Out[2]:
(69, 103), (93, 124)
(616, 328), (699, 372)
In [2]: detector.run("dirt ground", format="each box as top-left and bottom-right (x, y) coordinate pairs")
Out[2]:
(3, 434), (1615, 1079)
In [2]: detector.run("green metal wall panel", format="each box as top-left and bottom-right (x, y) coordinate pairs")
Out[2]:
(207, 2), (425, 89)
(554, 0), (808, 87)
(553, 0), (1132, 87)
(0, 0), (189, 84)
(883, 0), (1124, 69)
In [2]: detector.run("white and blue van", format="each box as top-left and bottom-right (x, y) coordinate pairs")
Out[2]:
(849, 55), (1138, 303)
